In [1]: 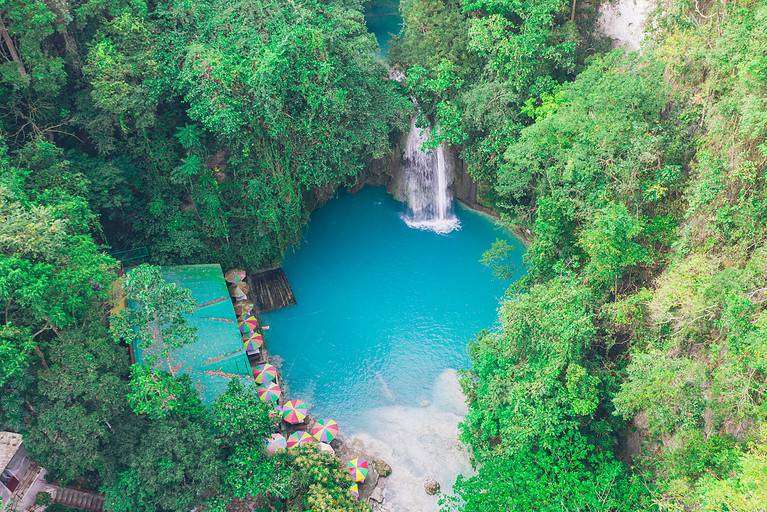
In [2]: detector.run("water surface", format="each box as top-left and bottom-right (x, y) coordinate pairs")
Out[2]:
(262, 187), (525, 508)
(364, 0), (402, 54)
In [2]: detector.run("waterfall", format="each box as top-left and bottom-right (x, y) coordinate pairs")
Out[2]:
(401, 119), (460, 234)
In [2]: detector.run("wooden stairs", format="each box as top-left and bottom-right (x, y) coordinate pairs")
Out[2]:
(50, 485), (105, 511)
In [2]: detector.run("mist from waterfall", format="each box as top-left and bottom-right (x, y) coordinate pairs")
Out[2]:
(401, 118), (460, 234)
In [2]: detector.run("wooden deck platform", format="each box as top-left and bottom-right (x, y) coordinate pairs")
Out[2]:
(247, 268), (296, 312)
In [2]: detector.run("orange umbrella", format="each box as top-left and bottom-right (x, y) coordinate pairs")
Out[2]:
(243, 332), (264, 354)
(257, 382), (281, 403)
(239, 315), (259, 330)
(229, 282), (249, 301)
(265, 433), (287, 454)
(310, 419), (339, 442)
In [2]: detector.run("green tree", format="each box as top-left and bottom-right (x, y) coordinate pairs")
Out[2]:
(111, 264), (200, 419)
(24, 321), (133, 485)
(579, 202), (648, 292)
(126, 365), (203, 420)
(462, 277), (600, 453)
(449, 431), (651, 512)
(103, 415), (221, 512)
(0, 325), (33, 387)
(211, 378), (275, 450)
(0, 144), (117, 333)
(112, 264), (196, 374)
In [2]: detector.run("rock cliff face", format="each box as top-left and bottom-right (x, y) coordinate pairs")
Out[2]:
(598, 0), (654, 50)
(450, 151), (494, 214)
(357, 131), (486, 214)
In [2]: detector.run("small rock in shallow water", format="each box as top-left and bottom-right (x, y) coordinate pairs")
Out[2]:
(370, 486), (384, 503)
(424, 479), (440, 495)
(372, 458), (392, 477)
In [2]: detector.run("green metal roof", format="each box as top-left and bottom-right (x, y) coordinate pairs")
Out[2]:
(131, 264), (252, 403)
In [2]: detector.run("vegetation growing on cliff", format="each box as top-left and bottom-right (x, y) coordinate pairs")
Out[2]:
(0, 0), (396, 510)
(393, 0), (767, 510)
(4, 0), (767, 510)
(0, 0), (407, 270)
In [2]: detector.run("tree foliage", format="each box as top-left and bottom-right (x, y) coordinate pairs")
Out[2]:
(397, 0), (767, 510)
(112, 264), (196, 372)
(5, 0), (767, 510)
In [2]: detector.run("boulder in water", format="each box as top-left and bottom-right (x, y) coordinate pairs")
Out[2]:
(372, 458), (392, 477)
(424, 479), (440, 495)
(370, 486), (385, 503)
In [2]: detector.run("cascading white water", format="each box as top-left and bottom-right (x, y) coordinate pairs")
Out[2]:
(401, 118), (460, 234)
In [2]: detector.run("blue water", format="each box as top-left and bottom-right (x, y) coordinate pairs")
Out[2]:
(262, 187), (525, 430)
(364, 0), (402, 54)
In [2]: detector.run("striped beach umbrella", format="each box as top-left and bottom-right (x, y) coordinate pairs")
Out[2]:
(349, 483), (359, 499)
(346, 458), (369, 483)
(281, 399), (308, 424)
(243, 332), (264, 353)
(253, 363), (278, 384)
(257, 382), (281, 403)
(286, 430), (315, 448)
(265, 433), (287, 454)
(225, 269), (246, 284)
(310, 419), (340, 443)
(239, 322), (255, 337)
(239, 315), (259, 330)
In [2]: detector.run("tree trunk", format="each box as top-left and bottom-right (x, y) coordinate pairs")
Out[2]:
(0, 16), (28, 78)
(34, 345), (49, 371)
(43, 0), (82, 72)
(166, 355), (176, 377)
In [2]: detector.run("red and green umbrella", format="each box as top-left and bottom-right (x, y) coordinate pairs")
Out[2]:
(265, 433), (287, 454)
(253, 363), (278, 384)
(286, 430), (315, 448)
(243, 332), (264, 353)
(310, 419), (339, 443)
(257, 382), (281, 403)
(239, 315), (259, 330)
(225, 269), (247, 284)
(281, 399), (308, 424)
(239, 322), (255, 337)
(346, 458), (369, 483)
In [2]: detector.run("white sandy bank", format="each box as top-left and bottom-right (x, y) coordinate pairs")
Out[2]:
(348, 369), (473, 511)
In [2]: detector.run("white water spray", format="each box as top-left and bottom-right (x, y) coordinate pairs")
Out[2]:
(401, 118), (460, 234)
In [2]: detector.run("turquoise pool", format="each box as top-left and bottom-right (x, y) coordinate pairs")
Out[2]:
(364, 0), (402, 54)
(262, 187), (524, 508)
